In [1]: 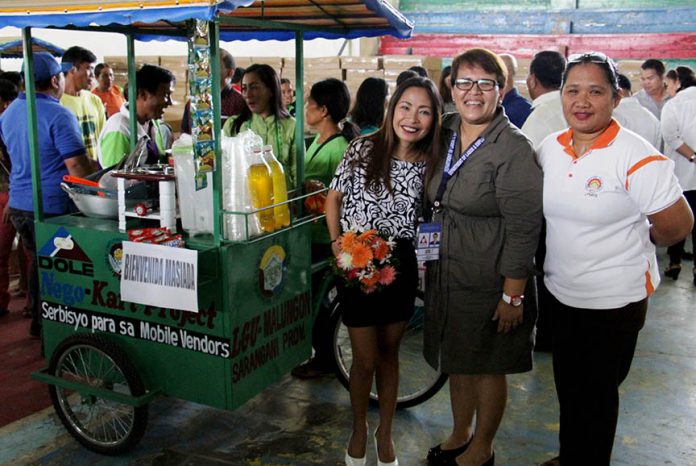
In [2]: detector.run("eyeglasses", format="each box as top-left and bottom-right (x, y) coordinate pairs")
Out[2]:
(568, 52), (609, 64)
(453, 78), (498, 92)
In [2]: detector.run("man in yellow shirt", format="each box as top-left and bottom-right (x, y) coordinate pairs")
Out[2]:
(60, 46), (106, 165)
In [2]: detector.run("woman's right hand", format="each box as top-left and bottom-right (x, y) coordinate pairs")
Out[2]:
(331, 239), (341, 257)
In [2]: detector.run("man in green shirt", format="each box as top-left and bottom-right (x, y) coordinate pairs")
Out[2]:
(98, 65), (174, 167)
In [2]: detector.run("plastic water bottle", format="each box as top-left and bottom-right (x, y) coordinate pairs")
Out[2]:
(262, 144), (291, 229)
(247, 147), (275, 233)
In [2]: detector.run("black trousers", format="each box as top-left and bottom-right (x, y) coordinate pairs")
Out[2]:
(550, 293), (647, 466)
(667, 189), (696, 266)
(9, 208), (39, 335)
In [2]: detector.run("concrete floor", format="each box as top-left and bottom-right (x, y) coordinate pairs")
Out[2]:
(1, 248), (695, 466)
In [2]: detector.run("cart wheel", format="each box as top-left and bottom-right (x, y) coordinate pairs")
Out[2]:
(331, 291), (448, 409)
(48, 333), (148, 455)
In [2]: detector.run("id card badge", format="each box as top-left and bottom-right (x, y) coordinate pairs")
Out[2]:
(416, 222), (441, 262)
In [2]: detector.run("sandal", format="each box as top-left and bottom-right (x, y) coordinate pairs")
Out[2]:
(664, 263), (681, 280)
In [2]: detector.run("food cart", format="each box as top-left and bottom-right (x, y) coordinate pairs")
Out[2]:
(0, 0), (413, 454)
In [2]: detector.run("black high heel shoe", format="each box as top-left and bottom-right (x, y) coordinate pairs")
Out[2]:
(664, 263), (681, 280)
(427, 439), (471, 465)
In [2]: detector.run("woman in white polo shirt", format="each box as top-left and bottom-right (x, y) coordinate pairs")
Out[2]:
(660, 67), (696, 284)
(537, 52), (693, 466)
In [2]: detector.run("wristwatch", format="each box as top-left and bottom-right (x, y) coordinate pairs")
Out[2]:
(502, 292), (524, 307)
(690, 153), (696, 162)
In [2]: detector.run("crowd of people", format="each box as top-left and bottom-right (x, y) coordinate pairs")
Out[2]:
(0, 44), (694, 466)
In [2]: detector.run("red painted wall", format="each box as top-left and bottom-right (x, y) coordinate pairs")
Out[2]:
(381, 33), (696, 60)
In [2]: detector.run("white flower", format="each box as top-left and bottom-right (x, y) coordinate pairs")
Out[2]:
(337, 252), (353, 270)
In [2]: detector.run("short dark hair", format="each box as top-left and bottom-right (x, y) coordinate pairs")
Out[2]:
(676, 65), (696, 90)
(0, 79), (18, 102)
(0, 71), (23, 89)
(220, 49), (235, 73)
(94, 63), (110, 78)
(408, 65), (428, 78)
(617, 73), (631, 91)
(231, 67), (244, 84)
(396, 70), (418, 87)
(666, 69), (678, 81)
(451, 48), (507, 90)
(62, 46), (97, 68)
(280, 78), (292, 86)
(641, 59), (666, 77)
(530, 51), (566, 90)
(136, 64), (174, 95)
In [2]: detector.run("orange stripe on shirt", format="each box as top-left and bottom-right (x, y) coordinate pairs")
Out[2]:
(645, 268), (655, 296)
(625, 155), (669, 190)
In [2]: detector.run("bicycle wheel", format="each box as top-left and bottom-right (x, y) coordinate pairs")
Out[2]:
(48, 333), (148, 455)
(331, 292), (448, 409)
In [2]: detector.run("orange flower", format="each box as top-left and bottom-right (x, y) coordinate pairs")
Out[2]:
(361, 271), (380, 288)
(350, 243), (373, 268)
(373, 239), (389, 261)
(340, 231), (357, 251)
(357, 229), (377, 243)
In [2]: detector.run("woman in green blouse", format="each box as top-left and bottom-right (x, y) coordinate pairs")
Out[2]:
(223, 64), (297, 188)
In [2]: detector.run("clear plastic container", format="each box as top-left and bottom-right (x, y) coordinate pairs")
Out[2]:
(172, 134), (213, 235)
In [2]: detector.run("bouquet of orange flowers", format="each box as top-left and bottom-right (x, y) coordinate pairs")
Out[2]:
(333, 228), (397, 294)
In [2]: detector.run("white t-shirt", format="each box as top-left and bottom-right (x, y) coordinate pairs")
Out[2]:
(521, 90), (568, 149)
(538, 119), (683, 309)
(660, 86), (696, 191)
(613, 96), (662, 150)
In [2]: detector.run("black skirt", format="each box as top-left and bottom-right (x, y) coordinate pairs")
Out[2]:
(338, 238), (417, 327)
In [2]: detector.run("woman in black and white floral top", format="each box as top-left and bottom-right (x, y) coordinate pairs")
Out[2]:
(326, 77), (442, 466)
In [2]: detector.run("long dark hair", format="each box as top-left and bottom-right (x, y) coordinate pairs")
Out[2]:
(350, 77), (388, 131)
(364, 76), (442, 192)
(232, 63), (290, 133)
(309, 78), (359, 141)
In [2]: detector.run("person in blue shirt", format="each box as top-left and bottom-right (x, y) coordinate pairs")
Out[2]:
(0, 52), (93, 337)
(500, 54), (532, 129)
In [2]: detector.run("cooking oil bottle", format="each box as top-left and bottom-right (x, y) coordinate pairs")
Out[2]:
(262, 144), (291, 228)
(247, 147), (275, 233)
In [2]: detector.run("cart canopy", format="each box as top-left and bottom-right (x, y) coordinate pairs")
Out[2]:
(0, 36), (65, 58)
(0, 0), (414, 41)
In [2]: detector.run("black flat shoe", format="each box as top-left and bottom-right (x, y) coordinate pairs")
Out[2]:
(664, 263), (681, 280)
(427, 440), (471, 465)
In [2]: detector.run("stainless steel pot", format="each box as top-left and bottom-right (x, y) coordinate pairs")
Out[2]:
(61, 183), (143, 219)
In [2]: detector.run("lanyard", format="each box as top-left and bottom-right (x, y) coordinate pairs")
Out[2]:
(432, 133), (485, 213)
(245, 116), (282, 157)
